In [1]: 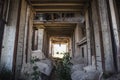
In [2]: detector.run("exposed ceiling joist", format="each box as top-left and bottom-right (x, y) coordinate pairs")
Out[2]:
(34, 22), (76, 26)
(35, 9), (82, 12)
(32, 3), (84, 6)
(30, 0), (87, 3)
(34, 6), (83, 9)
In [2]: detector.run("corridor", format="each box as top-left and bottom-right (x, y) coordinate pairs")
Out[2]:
(0, 0), (120, 80)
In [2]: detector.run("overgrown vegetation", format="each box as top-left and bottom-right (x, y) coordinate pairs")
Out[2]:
(30, 57), (41, 80)
(55, 52), (72, 80)
(24, 57), (41, 80)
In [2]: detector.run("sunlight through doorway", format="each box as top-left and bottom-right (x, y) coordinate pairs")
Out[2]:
(52, 44), (68, 58)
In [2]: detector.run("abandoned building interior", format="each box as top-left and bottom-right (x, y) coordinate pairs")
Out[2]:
(0, 0), (120, 80)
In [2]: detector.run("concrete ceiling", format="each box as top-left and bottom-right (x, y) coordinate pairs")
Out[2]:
(31, 0), (88, 37)
(34, 22), (76, 37)
(30, 0), (89, 12)
(51, 37), (70, 44)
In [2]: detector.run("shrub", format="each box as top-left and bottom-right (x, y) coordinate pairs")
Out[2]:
(56, 52), (72, 80)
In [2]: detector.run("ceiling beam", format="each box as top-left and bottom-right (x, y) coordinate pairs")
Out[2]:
(30, 0), (87, 3)
(32, 3), (84, 6)
(34, 22), (76, 26)
(35, 8), (82, 12)
(33, 6), (84, 9)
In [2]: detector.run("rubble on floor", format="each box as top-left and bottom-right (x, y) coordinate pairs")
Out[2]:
(71, 65), (100, 80)
(71, 57), (100, 80)
(20, 50), (53, 80)
(101, 73), (120, 80)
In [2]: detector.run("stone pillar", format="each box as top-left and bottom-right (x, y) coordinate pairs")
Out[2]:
(27, 8), (34, 62)
(15, 0), (27, 78)
(85, 10), (92, 65)
(91, 0), (103, 71)
(37, 25), (44, 50)
(97, 0), (114, 72)
(0, 0), (21, 70)
(109, 0), (120, 71)
(23, 5), (30, 64)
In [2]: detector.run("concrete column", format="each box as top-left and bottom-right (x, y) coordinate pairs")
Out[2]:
(15, 0), (27, 78)
(91, 0), (103, 71)
(37, 26), (44, 50)
(27, 9), (34, 62)
(42, 30), (49, 57)
(97, 0), (114, 72)
(23, 5), (30, 64)
(109, 0), (120, 71)
(74, 24), (80, 56)
(85, 10), (92, 65)
(0, 0), (21, 70)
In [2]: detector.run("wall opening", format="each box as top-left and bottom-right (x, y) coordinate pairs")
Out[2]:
(52, 43), (68, 58)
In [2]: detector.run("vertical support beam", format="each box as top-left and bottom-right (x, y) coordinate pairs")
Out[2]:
(97, 0), (114, 72)
(37, 27), (44, 50)
(85, 10), (92, 65)
(0, 0), (21, 70)
(27, 8), (34, 62)
(15, 0), (27, 78)
(23, 5), (30, 64)
(109, 0), (120, 71)
(91, 0), (103, 71)
(74, 24), (80, 56)
(42, 30), (48, 57)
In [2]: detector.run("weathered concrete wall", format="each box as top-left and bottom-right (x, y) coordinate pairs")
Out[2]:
(80, 44), (88, 65)
(74, 23), (84, 57)
(85, 10), (92, 65)
(38, 28), (44, 50)
(109, 0), (120, 71)
(42, 30), (49, 57)
(0, 0), (21, 70)
(91, 0), (114, 72)
(15, 0), (27, 78)
(97, 0), (114, 72)
(27, 7), (34, 62)
(73, 22), (89, 65)
(22, 5), (30, 64)
(91, 0), (103, 71)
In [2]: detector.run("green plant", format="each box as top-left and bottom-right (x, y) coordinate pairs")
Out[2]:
(56, 52), (72, 80)
(30, 57), (41, 80)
